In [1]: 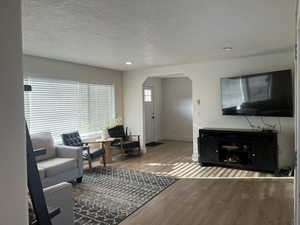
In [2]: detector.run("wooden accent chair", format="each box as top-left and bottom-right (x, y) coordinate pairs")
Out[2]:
(107, 125), (141, 157)
(62, 131), (106, 169)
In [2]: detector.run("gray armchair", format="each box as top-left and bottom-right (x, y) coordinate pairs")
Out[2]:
(44, 182), (74, 225)
(29, 182), (74, 225)
(31, 132), (83, 188)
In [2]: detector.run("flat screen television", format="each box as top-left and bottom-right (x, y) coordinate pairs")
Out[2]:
(220, 70), (293, 117)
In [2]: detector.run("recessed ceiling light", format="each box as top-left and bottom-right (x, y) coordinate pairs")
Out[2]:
(125, 61), (133, 65)
(223, 47), (233, 51)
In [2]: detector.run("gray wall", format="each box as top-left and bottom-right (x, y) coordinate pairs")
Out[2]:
(0, 0), (27, 224)
(23, 55), (123, 119)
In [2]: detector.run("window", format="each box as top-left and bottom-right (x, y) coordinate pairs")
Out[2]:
(144, 88), (152, 102)
(24, 76), (115, 141)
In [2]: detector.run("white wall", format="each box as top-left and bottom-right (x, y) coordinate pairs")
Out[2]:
(0, 0), (27, 224)
(23, 55), (123, 119)
(143, 77), (162, 141)
(161, 78), (192, 142)
(123, 51), (294, 168)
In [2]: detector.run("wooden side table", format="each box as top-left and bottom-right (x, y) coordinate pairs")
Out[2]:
(95, 138), (116, 163)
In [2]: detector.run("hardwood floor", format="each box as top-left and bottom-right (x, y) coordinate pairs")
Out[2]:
(119, 179), (294, 225)
(87, 141), (294, 225)
(107, 141), (274, 178)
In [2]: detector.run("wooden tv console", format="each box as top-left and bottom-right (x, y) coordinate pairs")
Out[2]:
(198, 128), (278, 175)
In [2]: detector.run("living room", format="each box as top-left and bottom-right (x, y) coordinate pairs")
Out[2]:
(1, 0), (299, 225)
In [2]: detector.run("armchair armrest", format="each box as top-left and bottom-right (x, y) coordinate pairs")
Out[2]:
(82, 141), (99, 145)
(44, 182), (72, 195)
(56, 145), (83, 176)
(55, 145), (82, 159)
(44, 182), (74, 225)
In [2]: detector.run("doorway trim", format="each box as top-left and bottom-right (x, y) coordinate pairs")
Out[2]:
(141, 73), (193, 153)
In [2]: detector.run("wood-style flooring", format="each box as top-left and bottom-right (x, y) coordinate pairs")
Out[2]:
(119, 178), (294, 225)
(110, 141), (274, 178)
(87, 141), (294, 225)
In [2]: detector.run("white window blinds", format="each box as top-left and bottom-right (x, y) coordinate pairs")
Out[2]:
(24, 76), (115, 141)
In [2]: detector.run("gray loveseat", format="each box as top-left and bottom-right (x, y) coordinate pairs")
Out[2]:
(31, 132), (83, 188)
(29, 182), (74, 225)
(44, 182), (74, 225)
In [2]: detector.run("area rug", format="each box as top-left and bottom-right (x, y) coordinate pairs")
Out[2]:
(145, 142), (163, 147)
(73, 166), (176, 225)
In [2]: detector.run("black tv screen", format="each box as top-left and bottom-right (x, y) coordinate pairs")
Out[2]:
(221, 70), (293, 117)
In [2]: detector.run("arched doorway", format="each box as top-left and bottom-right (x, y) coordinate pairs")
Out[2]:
(142, 74), (193, 151)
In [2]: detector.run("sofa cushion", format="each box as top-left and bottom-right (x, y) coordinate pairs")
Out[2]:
(37, 167), (45, 179)
(31, 132), (56, 162)
(38, 158), (77, 177)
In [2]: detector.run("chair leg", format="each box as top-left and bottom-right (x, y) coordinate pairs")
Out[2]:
(88, 159), (92, 169)
(86, 147), (92, 169)
(102, 154), (106, 167)
(137, 136), (141, 155)
(120, 142), (126, 159)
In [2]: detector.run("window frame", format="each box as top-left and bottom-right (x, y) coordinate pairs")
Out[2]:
(144, 87), (153, 103)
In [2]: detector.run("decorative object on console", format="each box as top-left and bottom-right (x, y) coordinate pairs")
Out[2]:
(198, 128), (278, 175)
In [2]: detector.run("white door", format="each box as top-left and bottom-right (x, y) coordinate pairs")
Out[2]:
(144, 86), (155, 144)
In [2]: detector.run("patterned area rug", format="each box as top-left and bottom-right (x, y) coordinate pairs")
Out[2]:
(73, 166), (176, 225)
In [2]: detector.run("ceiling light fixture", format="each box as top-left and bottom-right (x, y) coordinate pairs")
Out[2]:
(125, 61), (133, 65)
(223, 47), (233, 51)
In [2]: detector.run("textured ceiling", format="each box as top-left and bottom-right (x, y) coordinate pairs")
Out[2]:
(22, 0), (296, 71)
